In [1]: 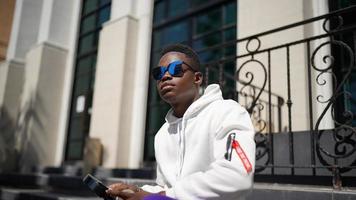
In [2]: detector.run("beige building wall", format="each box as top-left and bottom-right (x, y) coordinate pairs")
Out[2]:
(1, 0), (43, 113)
(0, 60), (24, 120)
(18, 43), (67, 171)
(0, 0), (81, 171)
(0, 0), (16, 61)
(237, 0), (331, 132)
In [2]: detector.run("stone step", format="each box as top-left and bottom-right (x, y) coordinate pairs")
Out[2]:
(93, 167), (156, 179)
(0, 172), (155, 200)
(1, 188), (45, 200)
(247, 183), (356, 200)
(32, 166), (82, 176)
(0, 186), (100, 200)
(46, 175), (88, 191)
(2, 182), (356, 200)
(5, 171), (356, 200)
(0, 173), (48, 188)
(18, 191), (99, 200)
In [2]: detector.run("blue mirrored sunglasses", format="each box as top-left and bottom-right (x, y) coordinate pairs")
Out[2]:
(151, 60), (195, 80)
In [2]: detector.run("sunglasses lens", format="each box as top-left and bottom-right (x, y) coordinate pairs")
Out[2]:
(152, 67), (163, 80)
(172, 64), (183, 76)
(152, 61), (185, 80)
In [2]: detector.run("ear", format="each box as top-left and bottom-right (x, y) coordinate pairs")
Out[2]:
(194, 72), (203, 86)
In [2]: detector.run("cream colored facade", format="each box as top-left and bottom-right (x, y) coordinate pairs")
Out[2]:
(0, 0), (332, 171)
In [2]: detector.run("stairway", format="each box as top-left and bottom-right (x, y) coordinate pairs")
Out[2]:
(1, 167), (355, 200)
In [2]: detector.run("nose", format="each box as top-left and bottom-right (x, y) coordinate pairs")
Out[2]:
(160, 70), (172, 82)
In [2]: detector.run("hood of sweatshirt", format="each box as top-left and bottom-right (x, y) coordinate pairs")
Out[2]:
(165, 84), (223, 124)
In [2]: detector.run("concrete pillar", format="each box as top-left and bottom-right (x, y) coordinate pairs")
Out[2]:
(18, 43), (67, 172)
(7, 0), (43, 60)
(0, 60), (24, 120)
(1, 0), (43, 114)
(0, 0), (42, 172)
(13, 0), (81, 170)
(128, 0), (154, 168)
(90, 0), (153, 168)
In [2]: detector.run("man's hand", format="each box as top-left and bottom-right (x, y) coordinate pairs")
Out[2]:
(106, 182), (151, 200)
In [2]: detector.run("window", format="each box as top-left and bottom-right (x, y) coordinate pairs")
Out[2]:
(145, 0), (237, 161)
(65, 0), (111, 161)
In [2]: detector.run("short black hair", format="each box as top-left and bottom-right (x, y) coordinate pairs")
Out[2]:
(160, 43), (201, 71)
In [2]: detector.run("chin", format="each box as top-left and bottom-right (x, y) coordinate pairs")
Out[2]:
(161, 93), (177, 104)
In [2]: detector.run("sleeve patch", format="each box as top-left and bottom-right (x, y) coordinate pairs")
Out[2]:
(225, 133), (252, 173)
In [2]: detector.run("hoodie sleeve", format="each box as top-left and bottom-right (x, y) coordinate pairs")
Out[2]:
(165, 101), (256, 199)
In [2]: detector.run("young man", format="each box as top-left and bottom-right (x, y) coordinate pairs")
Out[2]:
(107, 44), (256, 200)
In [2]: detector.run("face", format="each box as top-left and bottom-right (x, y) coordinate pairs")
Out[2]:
(155, 52), (202, 105)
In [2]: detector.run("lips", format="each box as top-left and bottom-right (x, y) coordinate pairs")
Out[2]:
(160, 82), (175, 91)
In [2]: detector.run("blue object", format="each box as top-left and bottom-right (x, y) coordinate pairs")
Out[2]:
(143, 194), (176, 200)
(152, 60), (195, 80)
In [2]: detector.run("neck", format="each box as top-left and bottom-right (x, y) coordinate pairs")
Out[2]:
(171, 94), (200, 118)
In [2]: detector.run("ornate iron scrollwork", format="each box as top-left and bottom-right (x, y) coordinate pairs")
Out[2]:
(237, 37), (267, 115)
(237, 36), (270, 172)
(311, 15), (356, 173)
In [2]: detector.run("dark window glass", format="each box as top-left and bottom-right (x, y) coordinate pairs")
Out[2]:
(74, 75), (91, 95)
(224, 28), (236, 57)
(100, 0), (111, 6)
(337, 0), (356, 7)
(224, 2), (236, 25)
(195, 8), (221, 35)
(163, 21), (189, 45)
(79, 34), (95, 54)
(66, 140), (84, 160)
(153, 0), (166, 24)
(153, 30), (162, 51)
(193, 32), (222, 49)
(66, 0), (111, 161)
(168, 0), (189, 18)
(144, 134), (156, 161)
(224, 44), (236, 57)
(77, 56), (93, 75)
(199, 49), (223, 62)
(83, 0), (98, 15)
(98, 6), (111, 25)
(224, 27), (236, 41)
(191, 0), (215, 7)
(68, 118), (84, 140)
(81, 15), (96, 34)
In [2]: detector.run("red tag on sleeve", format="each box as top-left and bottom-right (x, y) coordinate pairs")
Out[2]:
(232, 140), (252, 173)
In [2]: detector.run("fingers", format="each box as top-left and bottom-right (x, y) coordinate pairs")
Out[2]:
(118, 189), (135, 199)
(106, 183), (139, 198)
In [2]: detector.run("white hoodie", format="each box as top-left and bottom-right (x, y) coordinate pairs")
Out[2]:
(142, 84), (256, 200)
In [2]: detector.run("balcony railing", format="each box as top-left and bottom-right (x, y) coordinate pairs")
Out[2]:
(201, 5), (356, 188)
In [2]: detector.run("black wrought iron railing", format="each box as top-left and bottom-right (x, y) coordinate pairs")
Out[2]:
(201, 5), (356, 188)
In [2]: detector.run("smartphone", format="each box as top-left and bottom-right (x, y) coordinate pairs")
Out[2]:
(83, 174), (114, 200)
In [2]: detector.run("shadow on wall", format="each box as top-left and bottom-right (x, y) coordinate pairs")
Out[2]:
(0, 106), (18, 172)
(0, 92), (43, 173)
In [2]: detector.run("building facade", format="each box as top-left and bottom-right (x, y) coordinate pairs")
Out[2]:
(1, 0), (354, 175)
